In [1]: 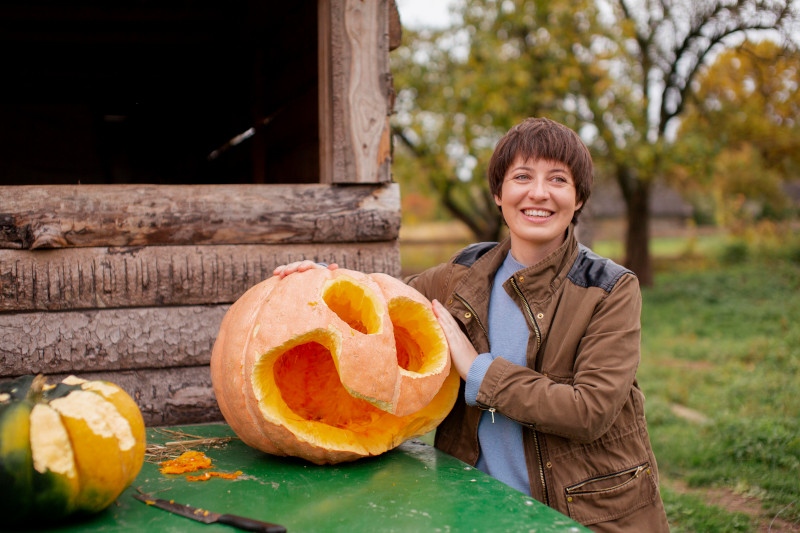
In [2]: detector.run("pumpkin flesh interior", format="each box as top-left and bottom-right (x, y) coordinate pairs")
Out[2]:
(49, 391), (131, 512)
(253, 330), (413, 455)
(273, 341), (383, 430)
(390, 297), (448, 376)
(322, 278), (382, 335)
(249, 277), (453, 457)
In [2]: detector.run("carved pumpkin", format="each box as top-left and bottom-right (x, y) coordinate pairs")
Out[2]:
(211, 268), (459, 464)
(0, 375), (146, 523)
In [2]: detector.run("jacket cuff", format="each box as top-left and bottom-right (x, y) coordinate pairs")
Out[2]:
(475, 356), (514, 407)
(465, 353), (493, 405)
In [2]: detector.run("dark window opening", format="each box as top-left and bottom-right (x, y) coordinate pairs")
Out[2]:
(0, 1), (320, 185)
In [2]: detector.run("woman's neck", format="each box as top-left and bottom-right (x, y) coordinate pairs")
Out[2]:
(508, 233), (566, 267)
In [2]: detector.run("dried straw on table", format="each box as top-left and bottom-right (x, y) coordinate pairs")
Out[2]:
(144, 428), (239, 464)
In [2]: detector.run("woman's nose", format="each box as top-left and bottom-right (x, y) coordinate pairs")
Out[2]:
(527, 178), (550, 199)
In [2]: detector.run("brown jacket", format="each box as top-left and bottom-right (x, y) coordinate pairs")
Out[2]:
(408, 227), (669, 531)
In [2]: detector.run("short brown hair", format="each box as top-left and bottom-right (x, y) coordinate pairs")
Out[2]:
(488, 117), (593, 224)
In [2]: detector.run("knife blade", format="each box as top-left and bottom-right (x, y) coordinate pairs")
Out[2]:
(132, 492), (286, 532)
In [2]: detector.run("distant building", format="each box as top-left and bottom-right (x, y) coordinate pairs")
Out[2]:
(581, 180), (694, 244)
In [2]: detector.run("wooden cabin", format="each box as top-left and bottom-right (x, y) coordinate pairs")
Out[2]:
(0, 0), (403, 426)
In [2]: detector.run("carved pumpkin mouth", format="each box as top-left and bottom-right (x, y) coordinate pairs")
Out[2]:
(255, 295), (449, 428)
(257, 336), (385, 431)
(211, 268), (458, 464)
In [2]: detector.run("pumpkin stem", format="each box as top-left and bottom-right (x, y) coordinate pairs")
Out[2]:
(28, 373), (47, 402)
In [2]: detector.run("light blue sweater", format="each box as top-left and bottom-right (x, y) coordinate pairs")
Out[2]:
(464, 251), (531, 495)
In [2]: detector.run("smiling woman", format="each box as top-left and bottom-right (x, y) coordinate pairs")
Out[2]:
(406, 117), (670, 531)
(487, 118), (594, 266)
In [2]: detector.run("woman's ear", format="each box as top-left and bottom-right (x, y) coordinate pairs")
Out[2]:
(494, 193), (502, 207)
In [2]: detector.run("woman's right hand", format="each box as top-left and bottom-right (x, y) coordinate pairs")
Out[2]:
(432, 299), (478, 380)
(272, 260), (338, 279)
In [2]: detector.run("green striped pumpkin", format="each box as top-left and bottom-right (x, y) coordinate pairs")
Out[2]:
(0, 375), (146, 523)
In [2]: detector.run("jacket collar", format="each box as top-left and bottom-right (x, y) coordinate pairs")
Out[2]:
(510, 225), (579, 299)
(454, 225), (579, 305)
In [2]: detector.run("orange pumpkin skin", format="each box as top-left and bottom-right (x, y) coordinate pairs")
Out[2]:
(210, 268), (458, 464)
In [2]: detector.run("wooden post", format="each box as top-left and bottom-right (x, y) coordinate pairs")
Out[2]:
(319, 0), (393, 184)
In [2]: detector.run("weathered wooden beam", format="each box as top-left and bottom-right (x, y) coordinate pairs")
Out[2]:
(0, 183), (400, 249)
(0, 367), (222, 427)
(0, 241), (400, 311)
(319, 0), (393, 184)
(103, 366), (221, 427)
(0, 305), (227, 377)
(389, 0), (403, 51)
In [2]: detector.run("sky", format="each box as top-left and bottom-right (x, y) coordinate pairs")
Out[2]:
(395, 0), (454, 29)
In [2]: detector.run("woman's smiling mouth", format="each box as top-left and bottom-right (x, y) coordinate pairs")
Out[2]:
(522, 208), (554, 218)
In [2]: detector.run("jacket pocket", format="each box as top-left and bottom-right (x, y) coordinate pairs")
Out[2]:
(564, 462), (657, 526)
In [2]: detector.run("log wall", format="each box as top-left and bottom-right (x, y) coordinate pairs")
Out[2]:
(0, 183), (401, 426)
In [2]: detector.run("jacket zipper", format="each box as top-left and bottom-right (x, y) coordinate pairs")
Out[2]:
(509, 277), (541, 352)
(455, 288), (549, 504)
(508, 276), (548, 506)
(565, 463), (649, 495)
(453, 292), (495, 424)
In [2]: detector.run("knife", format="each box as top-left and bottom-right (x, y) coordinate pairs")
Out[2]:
(132, 492), (286, 532)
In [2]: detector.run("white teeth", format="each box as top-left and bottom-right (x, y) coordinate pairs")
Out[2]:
(523, 209), (552, 217)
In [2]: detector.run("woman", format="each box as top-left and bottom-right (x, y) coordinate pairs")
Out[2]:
(275, 118), (669, 531)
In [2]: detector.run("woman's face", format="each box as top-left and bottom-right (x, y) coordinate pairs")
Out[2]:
(494, 156), (582, 266)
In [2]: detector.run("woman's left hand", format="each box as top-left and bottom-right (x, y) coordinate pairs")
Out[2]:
(273, 260), (338, 279)
(432, 299), (478, 380)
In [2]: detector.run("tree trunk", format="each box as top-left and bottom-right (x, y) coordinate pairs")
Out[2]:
(622, 179), (654, 287)
(443, 184), (504, 242)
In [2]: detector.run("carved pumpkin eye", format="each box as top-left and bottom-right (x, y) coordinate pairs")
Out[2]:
(210, 268), (458, 465)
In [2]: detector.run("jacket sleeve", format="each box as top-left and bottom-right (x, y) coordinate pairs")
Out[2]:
(474, 273), (642, 443)
(405, 262), (453, 303)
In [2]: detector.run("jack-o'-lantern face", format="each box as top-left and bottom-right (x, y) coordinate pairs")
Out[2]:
(210, 268), (458, 464)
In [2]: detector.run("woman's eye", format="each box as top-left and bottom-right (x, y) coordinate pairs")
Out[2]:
(513, 174), (531, 181)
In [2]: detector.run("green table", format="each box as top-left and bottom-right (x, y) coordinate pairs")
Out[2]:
(18, 424), (587, 532)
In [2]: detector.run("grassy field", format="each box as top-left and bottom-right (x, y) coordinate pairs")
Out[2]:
(401, 227), (800, 532)
(640, 249), (800, 532)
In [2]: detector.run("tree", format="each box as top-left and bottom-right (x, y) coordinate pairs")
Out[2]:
(391, 0), (610, 242)
(602, 0), (798, 284)
(671, 40), (800, 226)
(392, 0), (799, 285)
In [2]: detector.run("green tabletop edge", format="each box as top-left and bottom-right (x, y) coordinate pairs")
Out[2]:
(15, 424), (587, 533)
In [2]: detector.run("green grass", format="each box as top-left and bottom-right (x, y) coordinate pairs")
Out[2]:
(640, 252), (800, 531)
(592, 234), (724, 260)
(660, 486), (756, 533)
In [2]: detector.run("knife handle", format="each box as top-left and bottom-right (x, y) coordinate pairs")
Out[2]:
(217, 513), (287, 533)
